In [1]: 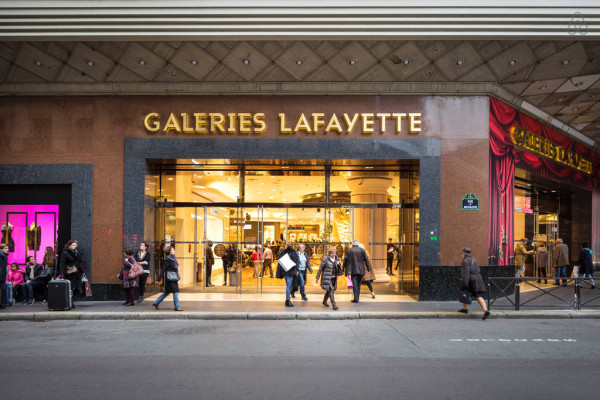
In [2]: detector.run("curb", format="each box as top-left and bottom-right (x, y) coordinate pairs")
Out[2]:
(2, 311), (600, 321)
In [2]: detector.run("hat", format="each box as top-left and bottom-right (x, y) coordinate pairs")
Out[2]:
(462, 247), (471, 256)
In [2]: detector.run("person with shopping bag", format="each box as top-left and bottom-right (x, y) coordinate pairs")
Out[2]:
(343, 239), (372, 303)
(152, 246), (183, 311)
(316, 247), (341, 310)
(275, 243), (299, 307)
(458, 247), (490, 320)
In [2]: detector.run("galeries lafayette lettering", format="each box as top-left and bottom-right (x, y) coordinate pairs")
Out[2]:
(144, 112), (422, 135)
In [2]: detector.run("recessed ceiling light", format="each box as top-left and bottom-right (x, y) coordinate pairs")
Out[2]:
(540, 85), (548, 90)
(242, 58), (250, 65)
(402, 58), (410, 65)
(138, 59), (146, 65)
(561, 59), (570, 65)
(348, 59), (356, 65)
(34, 60), (42, 66)
(456, 59), (464, 66)
(190, 59), (198, 65)
(572, 107), (579, 111)
(86, 60), (94, 66)
(508, 59), (517, 66)
(296, 59), (303, 65)
(558, 98), (564, 102)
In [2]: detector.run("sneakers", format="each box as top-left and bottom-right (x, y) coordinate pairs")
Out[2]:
(174, 308), (184, 311)
(136, 296), (143, 303)
(301, 295), (308, 301)
(483, 311), (491, 320)
(285, 300), (294, 307)
(458, 309), (468, 314)
(371, 292), (375, 299)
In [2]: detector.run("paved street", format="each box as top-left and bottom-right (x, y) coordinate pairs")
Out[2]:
(2, 319), (599, 400)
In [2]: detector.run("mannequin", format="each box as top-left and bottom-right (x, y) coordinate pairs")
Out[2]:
(27, 222), (42, 251)
(1, 222), (14, 252)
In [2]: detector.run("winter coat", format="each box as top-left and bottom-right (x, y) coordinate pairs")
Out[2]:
(24, 263), (44, 283)
(275, 246), (299, 278)
(7, 269), (24, 286)
(553, 243), (569, 266)
(159, 254), (179, 294)
(205, 245), (215, 268)
(59, 248), (84, 277)
(535, 247), (548, 270)
(579, 248), (594, 275)
(460, 255), (486, 294)
(121, 256), (139, 289)
(316, 256), (340, 291)
(514, 242), (534, 266)
(0, 251), (7, 282)
(343, 245), (371, 276)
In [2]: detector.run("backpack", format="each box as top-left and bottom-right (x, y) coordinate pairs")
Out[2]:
(127, 260), (144, 279)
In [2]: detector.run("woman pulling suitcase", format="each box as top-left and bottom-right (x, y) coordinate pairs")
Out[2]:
(58, 240), (85, 308)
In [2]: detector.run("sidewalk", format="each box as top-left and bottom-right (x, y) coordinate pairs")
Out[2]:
(2, 291), (600, 320)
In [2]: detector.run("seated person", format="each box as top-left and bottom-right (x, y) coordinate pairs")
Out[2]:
(23, 256), (44, 304)
(6, 263), (26, 302)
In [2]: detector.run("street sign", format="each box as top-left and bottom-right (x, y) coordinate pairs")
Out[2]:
(462, 193), (480, 211)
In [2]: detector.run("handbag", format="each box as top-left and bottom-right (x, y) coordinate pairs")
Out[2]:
(166, 270), (180, 281)
(347, 275), (353, 288)
(128, 261), (144, 279)
(66, 265), (78, 275)
(227, 262), (237, 273)
(40, 267), (53, 278)
(459, 290), (472, 304)
(278, 253), (296, 272)
(81, 273), (93, 297)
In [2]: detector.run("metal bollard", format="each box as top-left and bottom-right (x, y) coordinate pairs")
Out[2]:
(515, 279), (520, 311)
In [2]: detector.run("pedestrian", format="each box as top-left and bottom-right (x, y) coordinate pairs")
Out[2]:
(262, 243), (274, 278)
(119, 248), (138, 306)
(7, 263), (25, 301)
(577, 242), (595, 289)
(358, 243), (376, 298)
(22, 256), (43, 304)
(275, 243), (299, 307)
(58, 240), (85, 308)
(134, 241), (151, 303)
(514, 238), (534, 278)
(0, 243), (9, 309)
(458, 247), (490, 320)
(251, 245), (262, 278)
(386, 238), (396, 276)
(535, 242), (548, 284)
(152, 246), (183, 311)
(552, 238), (569, 286)
(38, 246), (57, 302)
(343, 239), (372, 303)
(294, 243), (312, 301)
(222, 244), (235, 286)
(205, 241), (215, 287)
(316, 247), (341, 310)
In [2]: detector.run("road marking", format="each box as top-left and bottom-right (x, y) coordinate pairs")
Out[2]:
(449, 339), (577, 342)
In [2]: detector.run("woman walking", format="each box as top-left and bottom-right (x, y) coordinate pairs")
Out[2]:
(275, 243), (299, 307)
(134, 242), (151, 303)
(458, 247), (490, 320)
(58, 240), (84, 308)
(119, 249), (138, 306)
(359, 243), (376, 298)
(315, 247), (341, 310)
(152, 247), (183, 311)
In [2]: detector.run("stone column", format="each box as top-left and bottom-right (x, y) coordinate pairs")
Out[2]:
(347, 176), (392, 283)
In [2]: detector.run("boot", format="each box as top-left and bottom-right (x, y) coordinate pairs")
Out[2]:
(301, 294), (308, 301)
(332, 303), (339, 310)
(285, 300), (294, 307)
(323, 300), (330, 307)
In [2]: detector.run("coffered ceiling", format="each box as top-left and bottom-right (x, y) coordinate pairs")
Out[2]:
(1, 39), (599, 146)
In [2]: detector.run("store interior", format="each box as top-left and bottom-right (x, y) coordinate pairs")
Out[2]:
(144, 159), (420, 297)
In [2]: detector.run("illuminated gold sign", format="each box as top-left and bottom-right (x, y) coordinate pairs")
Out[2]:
(510, 126), (593, 175)
(144, 112), (422, 135)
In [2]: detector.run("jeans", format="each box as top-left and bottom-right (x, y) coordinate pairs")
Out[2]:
(555, 265), (567, 285)
(23, 281), (34, 301)
(578, 273), (595, 287)
(284, 275), (294, 301)
(515, 265), (525, 278)
(297, 269), (306, 296)
(154, 291), (180, 309)
(351, 274), (363, 302)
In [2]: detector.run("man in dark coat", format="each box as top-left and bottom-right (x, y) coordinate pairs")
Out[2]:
(577, 243), (595, 289)
(205, 241), (215, 287)
(0, 243), (8, 309)
(458, 247), (490, 320)
(276, 243), (300, 307)
(386, 238), (396, 276)
(343, 239), (372, 303)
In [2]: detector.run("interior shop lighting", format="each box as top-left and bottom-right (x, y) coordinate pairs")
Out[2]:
(508, 59), (517, 66)
(456, 59), (464, 66)
(561, 59), (570, 65)
(86, 60), (94, 66)
(138, 59), (146, 65)
(348, 59), (356, 65)
(191, 159), (200, 164)
(190, 59), (198, 65)
(34, 60), (43, 66)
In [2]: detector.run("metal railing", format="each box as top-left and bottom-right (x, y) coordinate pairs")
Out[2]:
(488, 277), (600, 310)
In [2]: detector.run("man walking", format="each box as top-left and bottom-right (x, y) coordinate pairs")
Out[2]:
(552, 238), (569, 286)
(262, 243), (274, 278)
(386, 238), (396, 276)
(344, 239), (372, 303)
(205, 241), (214, 287)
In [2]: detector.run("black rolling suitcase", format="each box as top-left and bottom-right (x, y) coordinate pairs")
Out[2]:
(47, 279), (72, 311)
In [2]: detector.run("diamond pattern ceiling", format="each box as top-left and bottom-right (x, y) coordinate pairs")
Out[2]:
(1, 40), (599, 144)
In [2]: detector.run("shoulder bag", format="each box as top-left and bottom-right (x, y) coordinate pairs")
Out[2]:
(166, 270), (180, 282)
(459, 291), (472, 305)
(66, 265), (78, 275)
(128, 261), (144, 279)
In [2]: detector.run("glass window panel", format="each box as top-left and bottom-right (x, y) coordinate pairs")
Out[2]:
(245, 169), (325, 203)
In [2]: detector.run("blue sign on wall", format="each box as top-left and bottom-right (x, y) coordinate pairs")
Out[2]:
(462, 193), (480, 211)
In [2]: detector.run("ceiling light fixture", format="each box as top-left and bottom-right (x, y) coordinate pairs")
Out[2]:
(508, 59), (517, 66)
(348, 59), (356, 65)
(402, 59), (410, 65)
(572, 107), (579, 111)
(558, 98), (564, 102)
(561, 59), (570, 65)
(539, 85), (547, 90)
(456, 59), (464, 66)
(190, 59), (198, 65)
(296, 59), (303, 65)
(242, 58), (250, 65)
(86, 60), (94, 66)
(138, 59), (146, 65)
(34, 60), (42, 66)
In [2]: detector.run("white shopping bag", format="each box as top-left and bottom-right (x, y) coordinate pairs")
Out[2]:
(278, 253), (296, 272)
(571, 265), (579, 278)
